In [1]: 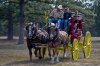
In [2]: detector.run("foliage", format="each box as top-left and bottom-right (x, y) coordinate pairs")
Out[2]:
(92, 0), (100, 36)
(0, 0), (97, 36)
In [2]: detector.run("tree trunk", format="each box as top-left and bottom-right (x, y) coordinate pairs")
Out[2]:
(7, 9), (13, 40)
(0, 21), (2, 35)
(18, 0), (25, 44)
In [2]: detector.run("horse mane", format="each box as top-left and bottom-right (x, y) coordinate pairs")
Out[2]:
(55, 28), (59, 32)
(59, 31), (68, 38)
(25, 25), (29, 30)
(46, 27), (50, 33)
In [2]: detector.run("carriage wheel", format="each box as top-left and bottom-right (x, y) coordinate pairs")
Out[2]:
(72, 39), (79, 60)
(83, 31), (92, 58)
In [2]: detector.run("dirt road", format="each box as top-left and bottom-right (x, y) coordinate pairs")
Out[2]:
(0, 38), (100, 66)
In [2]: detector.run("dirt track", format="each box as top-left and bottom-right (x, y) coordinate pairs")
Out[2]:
(0, 38), (100, 66)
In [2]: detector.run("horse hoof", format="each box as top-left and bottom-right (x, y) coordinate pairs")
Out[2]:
(56, 57), (60, 62)
(50, 57), (55, 64)
(64, 54), (67, 58)
(30, 59), (32, 62)
(34, 51), (38, 57)
(38, 56), (42, 59)
(51, 61), (55, 64)
(63, 53), (67, 58)
(50, 61), (55, 64)
(35, 54), (38, 57)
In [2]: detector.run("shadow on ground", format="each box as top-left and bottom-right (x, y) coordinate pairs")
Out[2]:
(3, 57), (72, 66)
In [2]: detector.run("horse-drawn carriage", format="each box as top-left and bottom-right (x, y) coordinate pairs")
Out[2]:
(34, 26), (92, 61)
(25, 11), (92, 64)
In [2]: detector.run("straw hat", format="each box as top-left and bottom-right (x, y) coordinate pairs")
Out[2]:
(58, 5), (63, 9)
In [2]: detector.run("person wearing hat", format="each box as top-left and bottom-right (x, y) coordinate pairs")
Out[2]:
(63, 7), (72, 31)
(70, 11), (83, 44)
(69, 11), (83, 33)
(73, 11), (83, 37)
(48, 5), (64, 29)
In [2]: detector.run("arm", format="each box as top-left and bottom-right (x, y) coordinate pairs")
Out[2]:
(60, 11), (64, 19)
(50, 9), (55, 17)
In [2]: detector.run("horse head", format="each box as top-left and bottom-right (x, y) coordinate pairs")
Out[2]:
(47, 26), (59, 41)
(26, 23), (38, 39)
(26, 22), (33, 39)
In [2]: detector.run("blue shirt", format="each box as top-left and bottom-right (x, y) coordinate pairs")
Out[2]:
(63, 12), (72, 19)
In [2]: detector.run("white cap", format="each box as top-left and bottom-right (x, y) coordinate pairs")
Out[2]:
(51, 23), (55, 27)
(30, 22), (33, 25)
(51, 4), (55, 8)
(58, 5), (63, 9)
(52, 5), (55, 8)
(28, 22), (33, 25)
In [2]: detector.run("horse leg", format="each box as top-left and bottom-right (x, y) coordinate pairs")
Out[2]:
(38, 48), (42, 59)
(50, 48), (55, 64)
(34, 47), (42, 59)
(63, 39), (68, 57)
(48, 47), (51, 58)
(63, 44), (67, 57)
(39, 47), (46, 59)
(34, 47), (38, 57)
(55, 47), (60, 62)
(28, 48), (32, 61)
(26, 39), (32, 61)
(48, 43), (56, 64)
(42, 48), (46, 58)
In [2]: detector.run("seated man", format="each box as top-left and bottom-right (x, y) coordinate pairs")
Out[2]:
(70, 11), (83, 44)
(67, 12), (75, 35)
(70, 22), (78, 43)
(74, 11), (82, 31)
(63, 7), (72, 31)
(48, 5), (64, 29)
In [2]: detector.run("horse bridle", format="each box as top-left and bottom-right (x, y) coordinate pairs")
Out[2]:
(53, 31), (60, 41)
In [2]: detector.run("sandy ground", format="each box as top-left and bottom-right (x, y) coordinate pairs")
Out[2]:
(0, 38), (100, 66)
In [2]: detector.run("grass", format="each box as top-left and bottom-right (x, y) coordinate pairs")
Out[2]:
(0, 40), (100, 66)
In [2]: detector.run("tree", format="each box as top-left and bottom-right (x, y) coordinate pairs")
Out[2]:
(0, 0), (14, 39)
(18, 0), (25, 44)
(7, 5), (13, 40)
(93, 0), (100, 36)
(0, 0), (96, 37)
(7, 2), (14, 40)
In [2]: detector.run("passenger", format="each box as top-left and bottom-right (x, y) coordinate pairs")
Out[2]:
(70, 11), (83, 44)
(74, 11), (82, 31)
(70, 22), (78, 44)
(68, 12), (75, 35)
(63, 7), (72, 31)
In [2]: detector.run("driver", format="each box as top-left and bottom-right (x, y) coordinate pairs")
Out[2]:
(48, 5), (64, 29)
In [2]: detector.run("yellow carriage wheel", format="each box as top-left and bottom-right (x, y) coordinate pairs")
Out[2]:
(72, 39), (79, 60)
(83, 31), (92, 58)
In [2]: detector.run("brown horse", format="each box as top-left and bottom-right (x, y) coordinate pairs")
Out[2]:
(47, 26), (69, 64)
(26, 23), (48, 61)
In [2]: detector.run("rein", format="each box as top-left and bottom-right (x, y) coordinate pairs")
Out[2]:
(32, 29), (37, 39)
(53, 32), (60, 41)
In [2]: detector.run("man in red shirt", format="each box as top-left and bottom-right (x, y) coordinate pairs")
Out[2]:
(69, 11), (83, 44)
